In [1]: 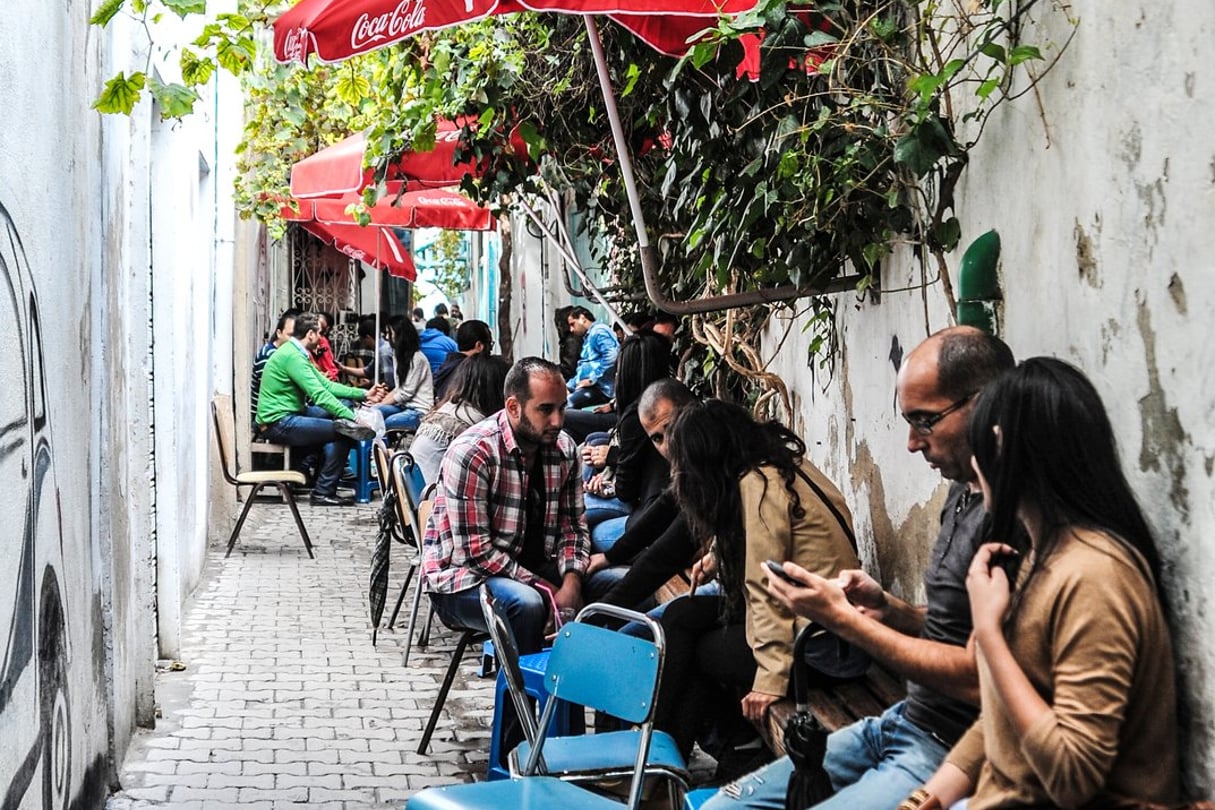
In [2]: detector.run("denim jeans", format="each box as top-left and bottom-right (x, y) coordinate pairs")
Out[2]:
(261, 410), (353, 497)
(567, 385), (610, 409)
(590, 515), (628, 553)
(700, 701), (950, 810)
(429, 568), (624, 655)
(376, 403), (423, 433)
(584, 495), (629, 528)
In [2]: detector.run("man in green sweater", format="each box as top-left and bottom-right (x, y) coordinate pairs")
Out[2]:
(255, 312), (386, 506)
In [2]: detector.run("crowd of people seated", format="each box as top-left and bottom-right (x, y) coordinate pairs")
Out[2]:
(251, 301), (1189, 809)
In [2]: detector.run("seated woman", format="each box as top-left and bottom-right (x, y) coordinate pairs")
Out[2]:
(375, 319), (433, 434)
(652, 400), (862, 762)
(580, 330), (673, 548)
(911, 358), (1179, 810)
(409, 353), (509, 485)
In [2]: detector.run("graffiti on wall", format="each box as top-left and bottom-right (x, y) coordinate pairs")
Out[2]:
(0, 201), (81, 810)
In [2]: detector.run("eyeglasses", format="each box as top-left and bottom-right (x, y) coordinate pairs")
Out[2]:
(901, 393), (975, 436)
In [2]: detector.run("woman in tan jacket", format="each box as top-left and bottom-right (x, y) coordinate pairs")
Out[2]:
(914, 358), (1180, 810)
(651, 399), (862, 768)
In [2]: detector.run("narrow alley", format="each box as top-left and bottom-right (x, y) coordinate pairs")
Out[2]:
(109, 500), (494, 808)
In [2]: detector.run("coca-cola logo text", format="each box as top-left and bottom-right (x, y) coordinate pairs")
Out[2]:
(281, 27), (309, 62)
(351, 0), (428, 51)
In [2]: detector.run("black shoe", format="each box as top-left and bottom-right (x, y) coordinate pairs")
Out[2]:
(333, 418), (375, 442)
(310, 493), (355, 507)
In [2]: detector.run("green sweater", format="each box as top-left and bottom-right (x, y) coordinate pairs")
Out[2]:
(255, 339), (367, 425)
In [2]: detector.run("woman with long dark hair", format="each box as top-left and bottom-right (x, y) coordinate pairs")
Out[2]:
(376, 317), (434, 433)
(409, 353), (510, 484)
(914, 358), (1179, 809)
(652, 399), (862, 762)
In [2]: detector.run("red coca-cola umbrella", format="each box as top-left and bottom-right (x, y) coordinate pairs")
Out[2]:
(273, 0), (762, 312)
(286, 202), (419, 280)
(312, 188), (497, 231)
(290, 118), (528, 199)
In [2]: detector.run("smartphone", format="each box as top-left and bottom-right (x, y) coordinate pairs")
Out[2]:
(764, 559), (799, 585)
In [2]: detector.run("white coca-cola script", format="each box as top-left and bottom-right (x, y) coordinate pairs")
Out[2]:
(281, 27), (309, 62)
(351, 0), (429, 51)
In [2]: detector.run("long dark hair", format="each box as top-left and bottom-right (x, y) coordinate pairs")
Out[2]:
(969, 357), (1162, 609)
(669, 399), (807, 618)
(613, 330), (671, 412)
(443, 353), (509, 416)
(393, 318), (421, 386)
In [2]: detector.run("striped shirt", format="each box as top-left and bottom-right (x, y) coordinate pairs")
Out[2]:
(422, 410), (590, 594)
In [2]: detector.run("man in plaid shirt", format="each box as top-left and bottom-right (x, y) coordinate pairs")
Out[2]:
(423, 356), (616, 654)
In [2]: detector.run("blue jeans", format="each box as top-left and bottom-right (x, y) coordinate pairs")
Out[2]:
(591, 516), (628, 554)
(567, 385), (610, 409)
(376, 404), (423, 433)
(261, 410), (353, 497)
(700, 701), (950, 810)
(584, 495), (629, 528)
(429, 568), (623, 656)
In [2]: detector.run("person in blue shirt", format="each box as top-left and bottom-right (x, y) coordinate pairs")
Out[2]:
(566, 306), (619, 409)
(419, 316), (458, 376)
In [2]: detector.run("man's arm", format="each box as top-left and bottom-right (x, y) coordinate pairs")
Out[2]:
(285, 350), (364, 419)
(767, 564), (979, 705)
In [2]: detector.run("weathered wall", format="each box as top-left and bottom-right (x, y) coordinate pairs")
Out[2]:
(1, 1), (238, 805)
(764, 0), (1215, 793)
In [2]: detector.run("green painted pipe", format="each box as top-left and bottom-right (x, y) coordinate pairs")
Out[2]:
(957, 229), (1001, 333)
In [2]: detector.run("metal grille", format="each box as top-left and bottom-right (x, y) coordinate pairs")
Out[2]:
(289, 225), (361, 355)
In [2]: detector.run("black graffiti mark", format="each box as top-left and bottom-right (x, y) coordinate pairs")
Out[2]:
(0, 201), (71, 810)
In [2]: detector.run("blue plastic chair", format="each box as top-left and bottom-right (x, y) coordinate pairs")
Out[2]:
(408, 602), (672, 810)
(478, 587), (689, 798)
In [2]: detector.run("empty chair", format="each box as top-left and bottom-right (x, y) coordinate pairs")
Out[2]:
(211, 394), (313, 558)
(479, 586), (690, 802)
(408, 602), (668, 810)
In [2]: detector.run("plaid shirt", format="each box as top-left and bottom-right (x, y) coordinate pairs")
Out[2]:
(422, 410), (591, 594)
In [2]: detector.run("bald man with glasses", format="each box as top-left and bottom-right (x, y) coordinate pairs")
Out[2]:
(702, 326), (1016, 810)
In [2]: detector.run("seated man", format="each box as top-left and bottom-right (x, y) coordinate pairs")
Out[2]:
(340, 315), (395, 388)
(566, 306), (619, 409)
(432, 319), (494, 400)
(255, 312), (385, 507)
(703, 325), (1015, 810)
(422, 357), (616, 655)
(419, 316), (459, 377)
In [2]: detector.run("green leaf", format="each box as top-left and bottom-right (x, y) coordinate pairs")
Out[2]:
(215, 35), (255, 75)
(150, 78), (200, 119)
(976, 77), (1000, 100)
(93, 71), (146, 115)
(161, 0), (207, 17)
(193, 23), (221, 47)
(621, 63), (641, 98)
(90, 0), (126, 26)
(180, 48), (215, 86)
(1009, 45), (1043, 65)
(932, 216), (961, 251)
(978, 42), (1006, 63)
(336, 71), (371, 105)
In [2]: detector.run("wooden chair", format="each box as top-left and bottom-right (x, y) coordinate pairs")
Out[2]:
(212, 395), (313, 559)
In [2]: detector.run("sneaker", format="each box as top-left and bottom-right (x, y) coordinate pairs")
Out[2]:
(333, 418), (375, 442)
(310, 493), (355, 507)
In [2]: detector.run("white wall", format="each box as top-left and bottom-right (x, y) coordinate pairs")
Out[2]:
(763, 0), (1215, 792)
(0, 1), (238, 803)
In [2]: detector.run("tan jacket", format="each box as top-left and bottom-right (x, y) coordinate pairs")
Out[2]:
(947, 529), (1179, 809)
(741, 461), (860, 697)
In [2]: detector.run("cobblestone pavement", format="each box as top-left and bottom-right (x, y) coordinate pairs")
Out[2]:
(109, 495), (495, 809)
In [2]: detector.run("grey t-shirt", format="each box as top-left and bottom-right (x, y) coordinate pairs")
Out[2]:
(903, 483), (987, 745)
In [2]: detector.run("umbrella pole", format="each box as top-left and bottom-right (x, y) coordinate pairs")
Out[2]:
(582, 17), (664, 291)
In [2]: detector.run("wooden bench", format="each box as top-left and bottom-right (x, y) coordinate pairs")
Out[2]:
(762, 665), (906, 759)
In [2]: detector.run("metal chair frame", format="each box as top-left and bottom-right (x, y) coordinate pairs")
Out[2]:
(211, 395), (313, 558)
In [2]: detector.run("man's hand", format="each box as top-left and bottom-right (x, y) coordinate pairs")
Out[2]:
(585, 473), (614, 497)
(586, 553), (610, 575)
(591, 403), (614, 414)
(741, 690), (782, 724)
(576, 379), (593, 389)
(838, 569), (890, 620)
(689, 553), (717, 595)
(554, 572), (583, 613)
(766, 562), (855, 629)
(365, 383), (389, 404)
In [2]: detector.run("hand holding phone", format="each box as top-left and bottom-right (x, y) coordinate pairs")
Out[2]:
(765, 559), (799, 585)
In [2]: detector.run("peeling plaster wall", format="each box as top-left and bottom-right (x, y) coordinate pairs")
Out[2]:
(1, 1), (238, 804)
(765, 0), (1215, 792)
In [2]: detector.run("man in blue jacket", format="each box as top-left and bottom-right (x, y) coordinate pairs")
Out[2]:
(566, 306), (619, 409)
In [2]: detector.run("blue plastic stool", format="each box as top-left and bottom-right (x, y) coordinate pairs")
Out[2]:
(683, 787), (719, 809)
(486, 648), (582, 781)
(346, 438), (380, 504)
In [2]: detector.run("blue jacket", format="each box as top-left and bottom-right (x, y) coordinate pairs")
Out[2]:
(419, 329), (459, 376)
(570, 321), (619, 398)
